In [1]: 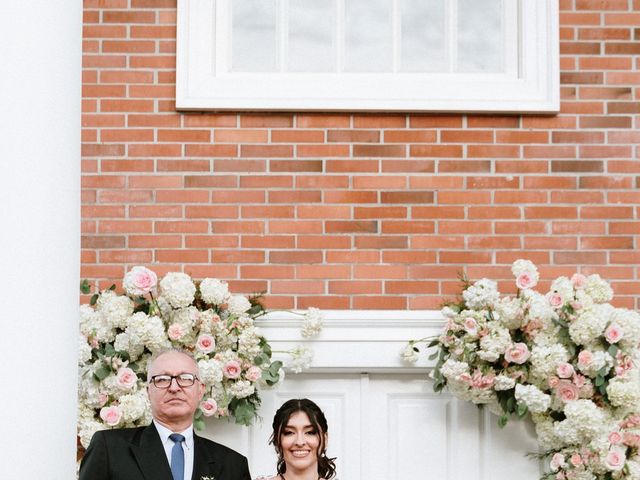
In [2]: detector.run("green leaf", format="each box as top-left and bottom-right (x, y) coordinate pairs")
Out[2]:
(427, 351), (439, 360)
(498, 415), (508, 428)
(268, 360), (283, 374)
(608, 344), (619, 358)
(517, 403), (528, 418)
(90, 294), (99, 306)
(595, 375), (605, 387)
(253, 354), (268, 366)
(193, 418), (206, 431)
(93, 366), (111, 381)
(427, 339), (440, 348)
(506, 396), (516, 413)
(597, 366), (610, 377)
(80, 279), (91, 294)
(108, 284), (116, 291)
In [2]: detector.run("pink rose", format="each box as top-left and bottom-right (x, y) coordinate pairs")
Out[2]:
(609, 431), (623, 445)
(623, 433), (640, 449)
(578, 350), (593, 367)
(573, 374), (586, 388)
(516, 272), (537, 290)
(245, 365), (262, 382)
(116, 367), (138, 390)
(196, 334), (216, 354)
(605, 447), (626, 471)
(547, 293), (564, 308)
(548, 376), (560, 388)
(571, 273), (586, 288)
(98, 393), (108, 407)
(463, 317), (478, 335)
(570, 454), (583, 467)
(200, 398), (218, 417)
(100, 405), (123, 426)
(223, 360), (241, 379)
(123, 266), (157, 296)
(504, 343), (531, 364)
(605, 324), (623, 344)
(168, 323), (185, 341)
(556, 380), (579, 403)
(556, 363), (574, 379)
(550, 453), (565, 471)
(555, 473), (565, 480)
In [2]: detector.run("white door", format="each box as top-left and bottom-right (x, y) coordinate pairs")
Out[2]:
(202, 373), (542, 480)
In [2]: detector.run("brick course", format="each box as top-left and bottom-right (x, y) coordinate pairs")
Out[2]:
(81, 1), (640, 309)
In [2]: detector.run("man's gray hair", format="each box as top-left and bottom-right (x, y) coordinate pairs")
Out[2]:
(146, 347), (200, 382)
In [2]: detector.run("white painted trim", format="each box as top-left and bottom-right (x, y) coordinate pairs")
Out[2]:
(256, 310), (444, 373)
(176, 0), (559, 113)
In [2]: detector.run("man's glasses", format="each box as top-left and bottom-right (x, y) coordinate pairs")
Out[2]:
(149, 373), (199, 389)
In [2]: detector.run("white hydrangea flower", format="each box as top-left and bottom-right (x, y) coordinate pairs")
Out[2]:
(227, 295), (251, 315)
(607, 376), (640, 410)
(159, 272), (196, 308)
(287, 345), (313, 373)
(549, 276), (574, 302)
(227, 379), (255, 399)
(584, 274), (613, 304)
(564, 400), (606, 440)
(478, 323), (511, 362)
(78, 418), (106, 448)
(238, 326), (262, 358)
(609, 308), (640, 351)
(96, 290), (134, 329)
(401, 344), (419, 364)
(494, 375), (516, 391)
(462, 278), (500, 309)
(198, 358), (224, 384)
(494, 297), (524, 329)
(576, 347), (613, 378)
(530, 344), (570, 383)
(119, 390), (151, 423)
(569, 304), (613, 346)
(627, 460), (640, 480)
(200, 278), (230, 305)
(301, 307), (323, 338)
(515, 384), (551, 413)
(511, 259), (539, 290)
(126, 312), (170, 353)
(80, 305), (115, 343)
(440, 359), (470, 380)
(532, 414), (562, 450)
(79, 335), (92, 365)
(524, 289), (558, 324)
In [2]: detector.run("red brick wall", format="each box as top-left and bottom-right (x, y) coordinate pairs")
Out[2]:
(81, 0), (640, 309)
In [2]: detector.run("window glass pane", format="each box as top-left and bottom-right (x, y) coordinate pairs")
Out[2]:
(345, 0), (393, 72)
(400, 0), (446, 72)
(456, 0), (504, 73)
(289, 0), (336, 72)
(231, 0), (277, 72)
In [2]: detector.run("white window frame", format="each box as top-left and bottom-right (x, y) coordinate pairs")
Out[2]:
(176, 0), (559, 113)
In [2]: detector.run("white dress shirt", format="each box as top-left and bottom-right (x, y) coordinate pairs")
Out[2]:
(154, 420), (195, 480)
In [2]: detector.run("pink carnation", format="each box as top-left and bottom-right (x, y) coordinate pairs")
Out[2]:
(123, 266), (157, 296)
(556, 380), (580, 403)
(516, 272), (537, 290)
(168, 323), (185, 341)
(223, 360), (241, 379)
(245, 365), (262, 382)
(556, 362), (574, 379)
(200, 398), (218, 417)
(504, 343), (530, 364)
(547, 293), (564, 308)
(605, 324), (623, 344)
(196, 334), (216, 354)
(116, 367), (138, 390)
(100, 405), (123, 426)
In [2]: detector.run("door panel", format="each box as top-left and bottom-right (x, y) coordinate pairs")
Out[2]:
(201, 373), (541, 480)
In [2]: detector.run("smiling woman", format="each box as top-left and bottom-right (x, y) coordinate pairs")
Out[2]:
(255, 398), (337, 480)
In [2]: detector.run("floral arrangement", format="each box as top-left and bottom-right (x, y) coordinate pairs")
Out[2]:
(78, 266), (322, 449)
(403, 260), (640, 480)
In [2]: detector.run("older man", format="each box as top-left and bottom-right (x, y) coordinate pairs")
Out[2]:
(79, 348), (251, 480)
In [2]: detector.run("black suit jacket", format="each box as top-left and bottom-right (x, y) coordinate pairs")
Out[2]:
(79, 423), (252, 480)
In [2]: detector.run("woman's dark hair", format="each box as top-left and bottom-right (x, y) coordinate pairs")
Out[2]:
(269, 398), (337, 479)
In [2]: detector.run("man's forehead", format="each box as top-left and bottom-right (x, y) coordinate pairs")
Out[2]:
(150, 351), (197, 372)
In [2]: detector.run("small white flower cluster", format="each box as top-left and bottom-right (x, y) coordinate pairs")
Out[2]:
(407, 260), (640, 480)
(78, 266), (322, 449)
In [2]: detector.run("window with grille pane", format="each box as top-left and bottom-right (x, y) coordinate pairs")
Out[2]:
(177, 0), (558, 112)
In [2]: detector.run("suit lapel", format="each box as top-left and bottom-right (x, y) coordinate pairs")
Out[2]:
(130, 424), (174, 480)
(192, 433), (223, 480)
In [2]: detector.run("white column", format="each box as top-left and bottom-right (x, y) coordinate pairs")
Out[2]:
(0, 1), (81, 477)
